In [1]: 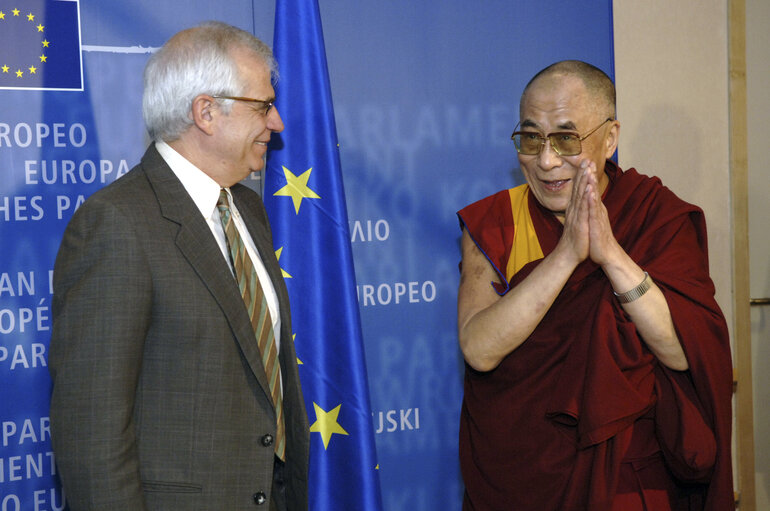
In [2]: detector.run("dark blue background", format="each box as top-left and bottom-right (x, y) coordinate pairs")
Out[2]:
(0, 1), (613, 508)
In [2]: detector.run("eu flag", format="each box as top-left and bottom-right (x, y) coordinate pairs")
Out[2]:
(264, 0), (383, 509)
(0, 0), (82, 90)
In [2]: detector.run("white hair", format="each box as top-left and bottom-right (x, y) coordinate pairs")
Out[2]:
(142, 21), (277, 141)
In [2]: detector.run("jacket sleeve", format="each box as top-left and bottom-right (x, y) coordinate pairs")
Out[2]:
(49, 195), (151, 510)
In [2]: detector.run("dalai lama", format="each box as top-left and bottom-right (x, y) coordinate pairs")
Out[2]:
(456, 60), (733, 511)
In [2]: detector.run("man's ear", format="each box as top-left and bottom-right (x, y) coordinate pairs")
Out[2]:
(190, 94), (216, 136)
(604, 120), (620, 159)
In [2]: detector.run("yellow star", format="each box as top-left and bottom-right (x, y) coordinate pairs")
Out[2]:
(15, 69), (23, 78)
(42, 40), (50, 48)
(273, 166), (321, 214)
(294, 334), (302, 365)
(0, 11), (6, 20)
(12, 8), (19, 16)
(26, 12), (34, 21)
(309, 403), (349, 450)
(28, 65), (36, 74)
(36, 23), (44, 32)
(275, 247), (292, 279)
(1, 65), (8, 73)
(39, 55), (47, 63)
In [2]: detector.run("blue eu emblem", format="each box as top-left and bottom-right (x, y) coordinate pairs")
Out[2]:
(0, 0), (82, 90)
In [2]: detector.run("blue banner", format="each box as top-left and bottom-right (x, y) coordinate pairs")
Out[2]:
(264, 0), (383, 509)
(0, 2), (614, 509)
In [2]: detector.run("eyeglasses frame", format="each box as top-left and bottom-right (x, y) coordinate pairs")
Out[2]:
(212, 95), (275, 116)
(511, 117), (614, 156)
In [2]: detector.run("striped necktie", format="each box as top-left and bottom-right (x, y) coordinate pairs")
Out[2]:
(217, 189), (285, 461)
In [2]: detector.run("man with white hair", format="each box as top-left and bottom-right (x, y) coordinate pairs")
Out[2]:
(49, 21), (309, 510)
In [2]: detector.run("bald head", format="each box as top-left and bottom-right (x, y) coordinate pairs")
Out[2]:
(520, 60), (616, 121)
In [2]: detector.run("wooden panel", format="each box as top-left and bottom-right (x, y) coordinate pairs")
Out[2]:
(729, 0), (756, 508)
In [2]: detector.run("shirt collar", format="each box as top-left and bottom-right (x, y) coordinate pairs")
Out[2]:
(155, 140), (223, 219)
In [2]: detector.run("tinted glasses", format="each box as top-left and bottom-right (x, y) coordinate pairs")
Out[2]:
(511, 118), (612, 156)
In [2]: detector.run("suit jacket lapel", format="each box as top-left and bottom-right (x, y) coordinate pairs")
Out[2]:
(139, 145), (274, 403)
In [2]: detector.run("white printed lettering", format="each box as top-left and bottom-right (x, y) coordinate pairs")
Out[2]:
(357, 281), (437, 306)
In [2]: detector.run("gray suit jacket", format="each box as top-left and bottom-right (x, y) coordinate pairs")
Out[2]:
(49, 144), (309, 510)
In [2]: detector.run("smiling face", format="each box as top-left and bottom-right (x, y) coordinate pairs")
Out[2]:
(209, 47), (284, 186)
(517, 74), (618, 222)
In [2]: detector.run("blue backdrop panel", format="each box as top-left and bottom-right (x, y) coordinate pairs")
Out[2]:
(320, 2), (614, 508)
(0, 1), (613, 509)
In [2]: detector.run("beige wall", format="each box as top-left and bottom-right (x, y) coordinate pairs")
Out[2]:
(612, 1), (731, 322)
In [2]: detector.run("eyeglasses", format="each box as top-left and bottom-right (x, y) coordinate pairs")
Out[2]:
(212, 95), (275, 116)
(511, 118), (613, 156)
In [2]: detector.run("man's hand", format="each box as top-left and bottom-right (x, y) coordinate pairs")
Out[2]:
(555, 158), (592, 267)
(581, 159), (624, 267)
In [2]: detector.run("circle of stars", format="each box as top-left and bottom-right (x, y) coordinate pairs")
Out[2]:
(0, 7), (49, 79)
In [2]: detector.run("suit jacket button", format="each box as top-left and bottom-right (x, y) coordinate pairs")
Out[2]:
(253, 492), (267, 505)
(261, 434), (274, 447)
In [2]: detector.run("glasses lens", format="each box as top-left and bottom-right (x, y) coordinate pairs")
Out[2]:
(246, 101), (271, 116)
(513, 133), (543, 155)
(550, 133), (581, 156)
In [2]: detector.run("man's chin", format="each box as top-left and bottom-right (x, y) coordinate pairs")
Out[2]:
(538, 199), (568, 216)
(248, 157), (266, 174)
(538, 200), (568, 222)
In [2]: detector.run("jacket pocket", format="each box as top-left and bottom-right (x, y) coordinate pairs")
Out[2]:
(142, 480), (203, 493)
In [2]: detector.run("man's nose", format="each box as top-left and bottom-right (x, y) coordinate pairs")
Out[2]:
(268, 106), (285, 133)
(537, 137), (563, 169)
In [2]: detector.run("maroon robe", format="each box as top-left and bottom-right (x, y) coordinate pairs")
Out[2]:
(457, 161), (733, 511)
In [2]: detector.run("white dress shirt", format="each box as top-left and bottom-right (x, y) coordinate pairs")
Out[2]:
(155, 141), (281, 351)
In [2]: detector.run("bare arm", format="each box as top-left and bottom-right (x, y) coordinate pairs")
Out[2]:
(458, 230), (585, 371)
(458, 160), (688, 373)
(583, 162), (689, 370)
(457, 165), (596, 372)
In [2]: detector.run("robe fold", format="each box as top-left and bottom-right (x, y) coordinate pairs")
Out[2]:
(457, 161), (733, 511)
